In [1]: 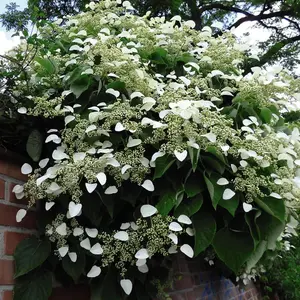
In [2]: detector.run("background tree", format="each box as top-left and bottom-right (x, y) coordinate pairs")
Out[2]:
(1, 0), (299, 70)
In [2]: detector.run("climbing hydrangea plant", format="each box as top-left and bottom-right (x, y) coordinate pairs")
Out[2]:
(5, 0), (300, 298)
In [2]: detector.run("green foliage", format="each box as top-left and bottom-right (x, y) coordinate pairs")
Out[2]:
(1, 1), (300, 299)
(14, 237), (51, 278)
(260, 232), (300, 300)
(14, 269), (52, 300)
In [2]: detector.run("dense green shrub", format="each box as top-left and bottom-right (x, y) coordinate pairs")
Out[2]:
(260, 225), (300, 300)
(1, 0), (300, 299)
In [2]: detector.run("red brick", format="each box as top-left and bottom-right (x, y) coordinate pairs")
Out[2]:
(0, 203), (36, 229)
(4, 232), (31, 255)
(0, 260), (14, 285)
(0, 179), (5, 199)
(2, 290), (13, 300)
(50, 285), (90, 300)
(0, 161), (27, 181)
(9, 183), (28, 205)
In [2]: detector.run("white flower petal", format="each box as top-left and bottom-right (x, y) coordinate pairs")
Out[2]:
(169, 222), (183, 232)
(217, 178), (229, 186)
(39, 158), (49, 168)
(201, 132), (217, 143)
(21, 163), (32, 175)
(96, 172), (107, 185)
(135, 248), (149, 259)
(65, 115), (75, 125)
(106, 88), (120, 98)
(140, 204), (157, 217)
(136, 259), (146, 267)
(68, 252), (77, 262)
(174, 150), (187, 162)
(114, 231), (129, 241)
(130, 92), (144, 99)
(18, 107), (27, 114)
(115, 122), (125, 132)
(120, 223), (130, 230)
(16, 209), (27, 222)
(85, 183), (97, 193)
(86, 125), (97, 133)
(73, 227), (84, 236)
(45, 202), (55, 211)
(138, 264), (149, 273)
(52, 149), (69, 160)
(12, 185), (23, 194)
(45, 134), (61, 144)
(186, 228), (195, 236)
(243, 203), (253, 212)
(80, 238), (91, 250)
(58, 246), (69, 258)
(177, 215), (192, 225)
(130, 222), (139, 230)
(56, 223), (67, 236)
(223, 188), (236, 200)
(87, 265), (101, 278)
(90, 243), (103, 255)
(180, 244), (194, 258)
(141, 179), (155, 192)
(168, 245), (178, 254)
(127, 136), (142, 148)
(85, 228), (98, 238)
(270, 192), (282, 199)
(168, 233), (178, 245)
(68, 201), (82, 218)
(73, 152), (86, 162)
(120, 279), (133, 296)
(105, 186), (118, 195)
(231, 164), (238, 173)
(121, 165), (132, 174)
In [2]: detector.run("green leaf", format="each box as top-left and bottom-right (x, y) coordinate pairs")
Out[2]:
(91, 268), (122, 300)
(206, 146), (226, 164)
(62, 250), (85, 281)
(184, 173), (203, 198)
(174, 194), (203, 218)
(70, 77), (91, 98)
(14, 237), (51, 278)
(35, 57), (56, 74)
(204, 173), (223, 209)
(245, 241), (267, 272)
(260, 107), (273, 123)
(26, 129), (43, 162)
(256, 212), (285, 250)
(218, 194), (239, 216)
(153, 155), (175, 180)
(176, 53), (198, 64)
(212, 228), (254, 273)
(193, 211), (216, 256)
(254, 197), (285, 223)
(245, 210), (261, 247)
(202, 155), (225, 174)
(96, 191), (115, 219)
(14, 269), (52, 300)
(107, 81), (126, 91)
(188, 147), (200, 172)
(156, 190), (177, 216)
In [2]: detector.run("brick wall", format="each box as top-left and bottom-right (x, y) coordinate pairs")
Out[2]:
(0, 159), (261, 300)
(0, 160), (36, 300)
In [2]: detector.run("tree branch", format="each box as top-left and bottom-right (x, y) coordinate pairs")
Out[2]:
(244, 34), (300, 74)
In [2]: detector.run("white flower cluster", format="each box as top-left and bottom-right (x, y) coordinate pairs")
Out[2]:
(9, 0), (300, 291)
